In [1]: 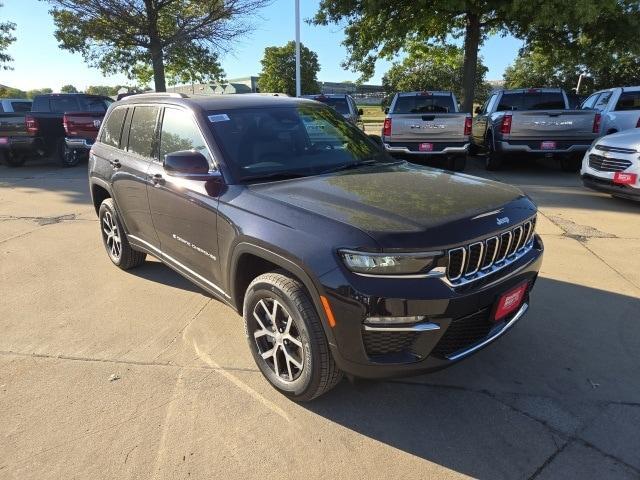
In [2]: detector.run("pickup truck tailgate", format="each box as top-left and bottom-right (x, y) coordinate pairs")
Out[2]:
(63, 112), (104, 139)
(509, 110), (596, 138)
(0, 113), (27, 137)
(389, 113), (468, 141)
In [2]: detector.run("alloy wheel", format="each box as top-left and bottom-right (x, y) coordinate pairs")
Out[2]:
(102, 211), (122, 260)
(251, 298), (305, 382)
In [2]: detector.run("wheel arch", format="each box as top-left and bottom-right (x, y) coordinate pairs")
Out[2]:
(90, 179), (112, 215)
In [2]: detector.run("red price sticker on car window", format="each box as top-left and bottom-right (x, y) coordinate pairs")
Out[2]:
(613, 172), (637, 185)
(419, 143), (433, 152)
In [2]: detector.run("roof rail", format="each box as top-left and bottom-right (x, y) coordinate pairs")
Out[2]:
(123, 92), (189, 99)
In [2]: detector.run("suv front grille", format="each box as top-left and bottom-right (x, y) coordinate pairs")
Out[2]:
(431, 308), (493, 358)
(588, 154), (632, 172)
(446, 217), (536, 285)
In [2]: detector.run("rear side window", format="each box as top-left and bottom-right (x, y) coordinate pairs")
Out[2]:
(100, 107), (127, 148)
(392, 95), (455, 113)
(159, 108), (210, 162)
(594, 92), (612, 110)
(581, 93), (600, 110)
(126, 106), (159, 158)
(11, 101), (31, 112)
(497, 92), (565, 111)
(615, 91), (640, 111)
(50, 96), (80, 113)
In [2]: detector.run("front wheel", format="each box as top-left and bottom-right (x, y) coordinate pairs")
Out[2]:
(243, 271), (342, 401)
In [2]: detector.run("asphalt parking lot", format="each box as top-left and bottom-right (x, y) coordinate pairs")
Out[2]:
(1, 155), (639, 479)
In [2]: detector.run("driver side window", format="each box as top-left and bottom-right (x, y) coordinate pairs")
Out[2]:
(159, 108), (211, 163)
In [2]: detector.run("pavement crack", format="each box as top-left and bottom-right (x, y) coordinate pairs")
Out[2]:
(546, 214), (617, 242)
(0, 213), (79, 225)
(527, 440), (570, 480)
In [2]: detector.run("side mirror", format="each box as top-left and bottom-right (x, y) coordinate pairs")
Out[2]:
(358, 108), (363, 115)
(163, 150), (210, 176)
(384, 108), (389, 114)
(474, 106), (481, 115)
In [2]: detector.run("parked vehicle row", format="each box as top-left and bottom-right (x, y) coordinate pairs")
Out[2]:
(89, 92), (543, 401)
(0, 93), (112, 167)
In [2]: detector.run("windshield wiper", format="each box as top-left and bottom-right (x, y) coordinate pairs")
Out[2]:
(320, 158), (378, 175)
(241, 171), (309, 183)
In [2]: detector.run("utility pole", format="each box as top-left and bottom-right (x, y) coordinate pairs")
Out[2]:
(295, 0), (301, 97)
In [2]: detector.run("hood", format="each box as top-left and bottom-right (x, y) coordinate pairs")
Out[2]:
(248, 162), (535, 249)
(597, 129), (640, 151)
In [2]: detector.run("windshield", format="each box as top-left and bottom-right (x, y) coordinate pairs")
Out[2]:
(313, 97), (350, 115)
(393, 95), (455, 114)
(207, 105), (387, 182)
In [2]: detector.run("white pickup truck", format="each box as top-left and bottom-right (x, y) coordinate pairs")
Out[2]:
(382, 91), (471, 171)
(580, 86), (640, 136)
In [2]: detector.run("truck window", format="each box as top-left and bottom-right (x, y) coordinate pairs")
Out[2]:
(159, 108), (211, 163)
(31, 96), (50, 112)
(315, 97), (350, 115)
(80, 97), (110, 113)
(497, 92), (565, 111)
(593, 92), (612, 110)
(581, 93), (600, 110)
(393, 95), (455, 114)
(11, 101), (31, 112)
(615, 91), (640, 111)
(126, 106), (159, 158)
(100, 107), (127, 148)
(50, 96), (81, 113)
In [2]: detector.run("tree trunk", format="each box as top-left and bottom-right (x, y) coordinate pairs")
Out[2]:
(461, 12), (481, 113)
(150, 39), (166, 92)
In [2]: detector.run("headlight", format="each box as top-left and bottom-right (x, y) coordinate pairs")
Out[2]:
(339, 249), (440, 275)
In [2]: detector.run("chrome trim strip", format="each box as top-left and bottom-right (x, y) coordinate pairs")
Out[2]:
(340, 249), (443, 258)
(466, 241), (484, 276)
(383, 143), (470, 155)
(363, 322), (441, 332)
(128, 234), (230, 298)
(446, 303), (529, 361)
(447, 247), (466, 281)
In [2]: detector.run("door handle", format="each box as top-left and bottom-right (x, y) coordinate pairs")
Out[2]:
(151, 173), (165, 186)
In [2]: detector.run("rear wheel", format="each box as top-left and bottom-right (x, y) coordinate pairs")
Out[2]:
(243, 271), (342, 401)
(98, 198), (146, 270)
(1, 151), (27, 167)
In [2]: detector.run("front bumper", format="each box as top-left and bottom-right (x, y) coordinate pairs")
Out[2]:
(384, 141), (469, 156)
(497, 139), (591, 155)
(320, 235), (544, 379)
(580, 146), (640, 200)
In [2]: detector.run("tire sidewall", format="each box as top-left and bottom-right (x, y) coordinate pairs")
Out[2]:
(244, 280), (317, 397)
(98, 199), (124, 266)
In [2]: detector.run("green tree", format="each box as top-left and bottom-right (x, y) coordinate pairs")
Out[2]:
(382, 43), (490, 107)
(0, 2), (16, 70)
(85, 85), (119, 97)
(258, 41), (320, 96)
(312, 0), (628, 112)
(26, 88), (53, 99)
(0, 86), (27, 98)
(60, 84), (79, 93)
(42, 0), (270, 92)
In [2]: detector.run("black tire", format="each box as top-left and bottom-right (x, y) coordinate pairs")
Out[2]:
(445, 155), (467, 172)
(485, 132), (502, 170)
(560, 155), (581, 172)
(98, 198), (146, 270)
(243, 271), (342, 401)
(58, 139), (81, 167)
(1, 151), (27, 167)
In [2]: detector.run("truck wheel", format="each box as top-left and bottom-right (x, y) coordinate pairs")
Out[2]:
(445, 155), (466, 172)
(560, 155), (581, 172)
(2, 151), (27, 167)
(243, 271), (343, 401)
(98, 198), (146, 270)
(485, 151), (502, 171)
(58, 139), (81, 167)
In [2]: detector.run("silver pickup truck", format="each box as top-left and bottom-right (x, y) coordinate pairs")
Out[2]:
(471, 88), (598, 171)
(581, 86), (640, 136)
(382, 91), (471, 171)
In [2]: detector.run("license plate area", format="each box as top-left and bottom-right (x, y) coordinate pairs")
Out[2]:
(418, 142), (434, 152)
(613, 172), (637, 185)
(493, 282), (528, 322)
(541, 141), (556, 150)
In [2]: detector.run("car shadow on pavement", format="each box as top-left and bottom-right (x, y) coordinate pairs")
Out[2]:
(302, 277), (640, 479)
(128, 259), (207, 295)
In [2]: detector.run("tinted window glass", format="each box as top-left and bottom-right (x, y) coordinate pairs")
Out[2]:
(581, 93), (600, 110)
(594, 92), (612, 110)
(615, 91), (640, 111)
(497, 92), (565, 111)
(80, 97), (111, 112)
(11, 101), (31, 112)
(314, 97), (350, 114)
(127, 106), (159, 157)
(31, 96), (49, 112)
(160, 108), (210, 162)
(393, 95), (455, 113)
(100, 107), (127, 148)
(208, 105), (385, 182)
(50, 96), (80, 113)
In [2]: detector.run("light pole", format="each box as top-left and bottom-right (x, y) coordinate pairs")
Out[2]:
(295, 0), (301, 97)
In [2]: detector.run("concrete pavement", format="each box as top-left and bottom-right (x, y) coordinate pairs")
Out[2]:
(0, 156), (638, 479)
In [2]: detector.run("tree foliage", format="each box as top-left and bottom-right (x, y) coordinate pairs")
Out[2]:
(60, 84), (79, 93)
(0, 2), (16, 70)
(26, 88), (53, 99)
(43, 0), (270, 91)
(312, 0), (628, 112)
(505, 1), (640, 93)
(258, 41), (320, 96)
(382, 44), (490, 107)
(0, 86), (27, 98)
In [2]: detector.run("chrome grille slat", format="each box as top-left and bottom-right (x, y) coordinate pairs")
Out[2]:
(445, 217), (536, 286)
(588, 154), (632, 173)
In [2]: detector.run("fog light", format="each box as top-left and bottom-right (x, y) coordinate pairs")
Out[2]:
(365, 316), (425, 325)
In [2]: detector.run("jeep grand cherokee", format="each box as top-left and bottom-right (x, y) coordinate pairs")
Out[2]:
(88, 93), (543, 401)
